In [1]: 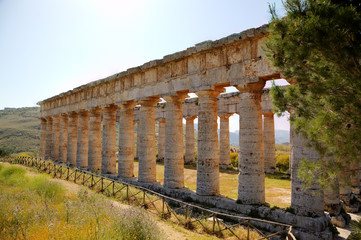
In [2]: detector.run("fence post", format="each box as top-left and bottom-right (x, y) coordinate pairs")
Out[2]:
(74, 170), (77, 183)
(126, 185), (129, 201)
(112, 181), (115, 196)
(247, 220), (250, 240)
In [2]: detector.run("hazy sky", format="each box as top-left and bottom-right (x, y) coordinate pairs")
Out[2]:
(0, 0), (289, 131)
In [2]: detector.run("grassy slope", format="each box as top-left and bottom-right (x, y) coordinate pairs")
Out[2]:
(0, 107), (40, 154)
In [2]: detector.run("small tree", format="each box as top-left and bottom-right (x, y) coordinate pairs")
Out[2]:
(0, 148), (9, 157)
(265, 0), (361, 185)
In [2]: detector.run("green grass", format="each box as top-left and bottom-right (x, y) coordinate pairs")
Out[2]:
(133, 161), (291, 208)
(0, 163), (165, 240)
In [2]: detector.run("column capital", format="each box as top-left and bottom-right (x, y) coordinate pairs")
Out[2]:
(78, 109), (90, 116)
(103, 104), (119, 112)
(219, 113), (232, 119)
(196, 89), (222, 98)
(68, 111), (78, 117)
(60, 113), (69, 118)
(157, 119), (165, 123)
(139, 97), (159, 106)
(162, 92), (188, 103)
(40, 118), (47, 122)
(263, 111), (274, 117)
(185, 116), (197, 121)
(89, 107), (102, 115)
(236, 82), (265, 93)
(119, 101), (137, 110)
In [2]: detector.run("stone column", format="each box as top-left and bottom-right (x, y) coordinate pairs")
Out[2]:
(67, 112), (78, 166)
(118, 102), (136, 178)
(290, 127), (324, 216)
(263, 112), (276, 173)
(138, 97), (158, 183)
(185, 116), (196, 164)
(157, 119), (165, 162)
(40, 118), (47, 159)
(237, 83), (265, 204)
(88, 108), (102, 172)
(76, 110), (90, 168)
(164, 94), (187, 189)
(58, 114), (69, 163)
(135, 121), (139, 159)
(45, 117), (53, 160)
(196, 90), (220, 196)
(102, 105), (118, 174)
(219, 114), (232, 169)
(52, 116), (60, 161)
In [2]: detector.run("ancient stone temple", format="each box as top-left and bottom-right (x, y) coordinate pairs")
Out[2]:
(39, 25), (336, 239)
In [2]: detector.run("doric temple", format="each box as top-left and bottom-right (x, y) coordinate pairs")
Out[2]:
(38, 25), (350, 239)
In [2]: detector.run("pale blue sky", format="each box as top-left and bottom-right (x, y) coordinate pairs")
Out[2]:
(0, 0), (288, 130)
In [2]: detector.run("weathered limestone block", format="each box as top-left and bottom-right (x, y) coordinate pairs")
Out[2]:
(67, 112), (78, 166)
(52, 116), (60, 161)
(40, 118), (47, 159)
(324, 179), (342, 216)
(45, 117), (53, 160)
(196, 90), (220, 196)
(237, 83), (265, 204)
(138, 97), (158, 183)
(157, 119), (165, 162)
(263, 112), (276, 173)
(88, 108), (102, 172)
(76, 110), (90, 168)
(102, 105), (118, 174)
(58, 114), (69, 163)
(219, 114), (232, 169)
(118, 102), (136, 178)
(163, 94), (187, 189)
(290, 127), (324, 216)
(184, 116), (196, 164)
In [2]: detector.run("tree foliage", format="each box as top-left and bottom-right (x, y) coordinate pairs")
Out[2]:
(265, 0), (361, 183)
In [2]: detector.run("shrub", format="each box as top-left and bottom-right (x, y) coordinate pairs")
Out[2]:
(0, 165), (28, 186)
(28, 175), (65, 203)
(276, 154), (290, 172)
(230, 152), (238, 167)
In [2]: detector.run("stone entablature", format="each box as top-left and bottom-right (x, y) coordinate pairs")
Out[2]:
(40, 25), (278, 118)
(134, 89), (273, 121)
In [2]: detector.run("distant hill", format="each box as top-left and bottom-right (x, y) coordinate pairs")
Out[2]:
(0, 107), (40, 153)
(195, 123), (290, 146)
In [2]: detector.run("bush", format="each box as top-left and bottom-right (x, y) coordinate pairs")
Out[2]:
(230, 152), (238, 167)
(276, 154), (290, 172)
(28, 175), (65, 203)
(0, 148), (8, 157)
(0, 165), (28, 186)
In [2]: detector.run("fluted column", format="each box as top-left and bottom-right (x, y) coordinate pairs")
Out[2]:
(77, 110), (90, 168)
(196, 90), (220, 196)
(102, 105), (118, 174)
(164, 94), (187, 189)
(67, 112), (78, 166)
(138, 97), (158, 183)
(157, 119), (165, 162)
(45, 117), (53, 160)
(263, 112), (276, 173)
(58, 114), (69, 163)
(237, 83), (265, 204)
(40, 118), (47, 159)
(185, 116), (196, 164)
(118, 102), (136, 178)
(135, 121), (139, 159)
(52, 116), (60, 161)
(88, 108), (102, 172)
(290, 127), (324, 216)
(219, 114), (232, 169)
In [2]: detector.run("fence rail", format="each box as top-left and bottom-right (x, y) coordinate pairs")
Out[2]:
(6, 156), (295, 240)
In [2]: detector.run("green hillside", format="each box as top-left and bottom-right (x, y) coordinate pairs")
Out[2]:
(0, 107), (40, 154)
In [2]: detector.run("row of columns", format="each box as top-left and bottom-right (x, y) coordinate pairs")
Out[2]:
(40, 85), (278, 206)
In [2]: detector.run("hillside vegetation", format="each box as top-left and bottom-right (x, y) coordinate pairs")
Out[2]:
(0, 107), (40, 154)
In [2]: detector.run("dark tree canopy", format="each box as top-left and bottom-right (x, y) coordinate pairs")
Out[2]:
(265, 0), (361, 185)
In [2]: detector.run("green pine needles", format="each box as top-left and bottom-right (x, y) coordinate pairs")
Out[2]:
(265, 0), (361, 188)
